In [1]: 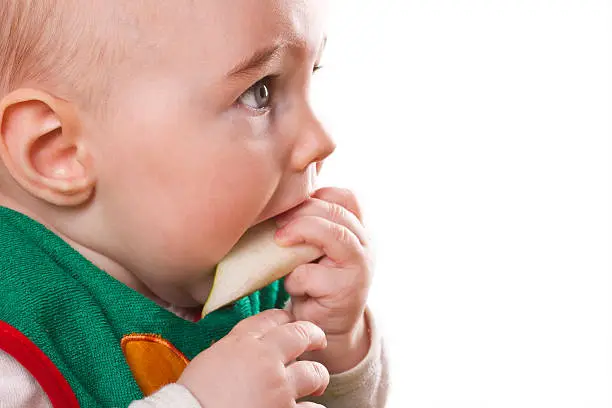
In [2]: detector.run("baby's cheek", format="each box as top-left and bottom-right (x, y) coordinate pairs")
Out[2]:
(153, 202), (247, 265)
(156, 212), (226, 262)
(140, 157), (276, 269)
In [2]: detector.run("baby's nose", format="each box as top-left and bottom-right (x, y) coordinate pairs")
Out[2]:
(290, 109), (336, 172)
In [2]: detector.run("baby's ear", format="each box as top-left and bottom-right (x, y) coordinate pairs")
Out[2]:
(0, 89), (95, 206)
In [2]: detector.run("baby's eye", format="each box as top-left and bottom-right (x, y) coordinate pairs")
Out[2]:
(238, 77), (273, 110)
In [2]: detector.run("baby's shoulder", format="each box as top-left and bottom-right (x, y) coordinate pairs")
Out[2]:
(0, 207), (81, 322)
(0, 208), (68, 281)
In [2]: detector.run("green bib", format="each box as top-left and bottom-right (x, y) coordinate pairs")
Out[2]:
(0, 207), (289, 407)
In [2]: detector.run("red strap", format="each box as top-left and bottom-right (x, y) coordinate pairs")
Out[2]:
(0, 321), (80, 408)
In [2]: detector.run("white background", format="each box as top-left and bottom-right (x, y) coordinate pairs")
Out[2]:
(312, 1), (611, 407)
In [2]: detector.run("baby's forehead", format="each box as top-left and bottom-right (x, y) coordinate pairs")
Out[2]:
(123, 1), (326, 77)
(1, 0), (327, 103)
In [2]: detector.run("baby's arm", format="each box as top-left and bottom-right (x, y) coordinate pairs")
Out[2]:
(0, 312), (387, 408)
(303, 308), (390, 408)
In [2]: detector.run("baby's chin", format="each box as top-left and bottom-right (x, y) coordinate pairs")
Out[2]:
(251, 197), (310, 228)
(144, 268), (217, 309)
(184, 269), (218, 307)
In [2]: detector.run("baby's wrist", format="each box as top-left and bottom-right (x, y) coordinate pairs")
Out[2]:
(302, 313), (370, 374)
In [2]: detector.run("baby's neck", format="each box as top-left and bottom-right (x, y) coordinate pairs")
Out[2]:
(64, 235), (208, 321)
(159, 302), (203, 322)
(0, 198), (210, 321)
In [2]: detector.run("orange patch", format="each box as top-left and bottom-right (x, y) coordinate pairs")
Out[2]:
(121, 334), (190, 396)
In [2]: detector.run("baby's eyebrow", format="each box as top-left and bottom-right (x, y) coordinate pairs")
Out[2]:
(226, 36), (327, 80)
(226, 44), (284, 79)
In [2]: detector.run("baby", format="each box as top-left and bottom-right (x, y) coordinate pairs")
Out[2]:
(0, 1), (388, 407)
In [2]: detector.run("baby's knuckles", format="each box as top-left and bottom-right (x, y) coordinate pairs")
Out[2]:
(178, 333), (291, 408)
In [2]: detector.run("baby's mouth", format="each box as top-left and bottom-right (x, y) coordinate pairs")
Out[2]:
(252, 162), (319, 227)
(263, 195), (309, 225)
(275, 164), (319, 217)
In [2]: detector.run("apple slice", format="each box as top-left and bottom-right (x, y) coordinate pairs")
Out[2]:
(201, 219), (323, 317)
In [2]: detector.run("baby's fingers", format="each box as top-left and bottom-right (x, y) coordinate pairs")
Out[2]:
(312, 187), (363, 221)
(230, 309), (294, 337)
(276, 197), (369, 246)
(287, 360), (330, 399)
(276, 216), (364, 266)
(262, 321), (327, 363)
(284, 263), (347, 299)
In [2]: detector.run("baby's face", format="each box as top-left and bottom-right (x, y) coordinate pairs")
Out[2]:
(80, 0), (333, 305)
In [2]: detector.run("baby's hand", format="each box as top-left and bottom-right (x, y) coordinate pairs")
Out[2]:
(275, 187), (374, 373)
(178, 309), (329, 408)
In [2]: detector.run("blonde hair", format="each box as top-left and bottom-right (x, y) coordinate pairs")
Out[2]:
(0, 1), (121, 107)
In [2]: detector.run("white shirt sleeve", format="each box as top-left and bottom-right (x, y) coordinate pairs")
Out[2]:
(127, 384), (201, 408)
(0, 349), (52, 408)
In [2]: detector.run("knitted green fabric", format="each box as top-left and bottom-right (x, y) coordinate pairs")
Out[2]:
(0, 207), (290, 407)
